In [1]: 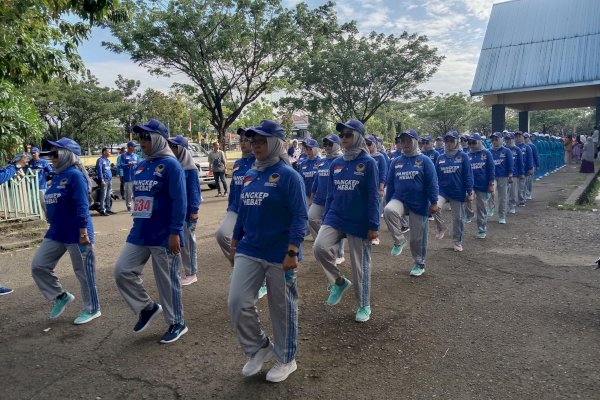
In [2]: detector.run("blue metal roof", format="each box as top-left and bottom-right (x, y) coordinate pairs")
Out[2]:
(471, 0), (600, 95)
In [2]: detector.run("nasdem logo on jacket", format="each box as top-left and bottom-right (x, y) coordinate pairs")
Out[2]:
(265, 173), (280, 187)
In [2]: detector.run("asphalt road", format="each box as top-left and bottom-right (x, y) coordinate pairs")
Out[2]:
(1, 164), (599, 399)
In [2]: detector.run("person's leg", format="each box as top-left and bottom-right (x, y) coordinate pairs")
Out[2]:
(220, 172), (228, 194)
(518, 176), (526, 205)
(99, 183), (108, 212)
(433, 196), (449, 236)
(31, 239), (68, 301)
(346, 234), (371, 308)
(465, 197), (474, 220)
(313, 225), (346, 284)
(450, 200), (465, 245)
(508, 179), (517, 211)
(215, 211), (238, 260)
(307, 203), (324, 240)
(476, 191), (489, 234)
(149, 246), (184, 326)
(525, 175), (533, 199)
(124, 181), (133, 211)
(408, 210), (428, 267)
(383, 199), (407, 246)
(114, 243), (153, 314)
(488, 183), (496, 215)
(213, 172), (222, 194)
(265, 262), (297, 364)
(66, 243), (100, 313)
(106, 179), (113, 211)
(497, 177), (508, 220)
(180, 221), (197, 276)
(119, 176), (125, 198)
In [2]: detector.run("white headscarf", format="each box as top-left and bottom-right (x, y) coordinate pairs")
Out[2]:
(254, 136), (290, 171)
(54, 148), (94, 193)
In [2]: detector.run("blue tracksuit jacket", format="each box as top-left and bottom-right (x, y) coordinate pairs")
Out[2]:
(311, 157), (337, 207)
(385, 154), (438, 216)
(468, 149), (495, 192)
(227, 156), (256, 213)
(299, 157), (322, 197)
(490, 146), (514, 177)
(435, 151), (474, 202)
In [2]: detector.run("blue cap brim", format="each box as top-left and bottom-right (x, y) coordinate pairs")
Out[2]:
(336, 122), (354, 133)
(47, 140), (64, 149)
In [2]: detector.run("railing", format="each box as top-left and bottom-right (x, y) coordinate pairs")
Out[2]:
(0, 170), (43, 221)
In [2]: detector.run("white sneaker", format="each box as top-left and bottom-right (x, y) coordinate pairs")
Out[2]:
(453, 243), (463, 252)
(242, 341), (275, 377)
(335, 257), (345, 265)
(180, 274), (198, 286)
(371, 237), (380, 245)
(266, 360), (297, 383)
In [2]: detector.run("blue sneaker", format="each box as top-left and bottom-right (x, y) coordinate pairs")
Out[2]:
(409, 264), (425, 277)
(74, 310), (102, 325)
(0, 286), (14, 295)
(355, 305), (371, 322)
(159, 323), (188, 344)
(390, 239), (408, 256)
(258, 285), (268, 300)
(134, 303), (163, 333)
(49, 292), (74, 319)
(326, 278), (352, 305)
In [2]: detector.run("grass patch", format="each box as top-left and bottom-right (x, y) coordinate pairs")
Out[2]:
(576, 175), (600, 205)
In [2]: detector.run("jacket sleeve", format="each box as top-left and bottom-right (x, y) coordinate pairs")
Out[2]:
(463, 156), (474, 195)
(286, 170), (308, 247)
(71, 172), (90, 229)
(378, 155), (387, 185)
(168, 163), (187, 236)
(311, 170), (319, 197)
(186, 168), (201, 220)
(323, 164), (334, 217)
(517, 149), (524, 176)
(506, 149), (514, 176)
(486, 152), (495, 184)
(0, 165), (17, 185)
(532, 145), (540, 168)
(384, 159), (395, 203)
(366, 159), (380, 231)
(424, 158), (439, 206)
(95, 158), (103, 180)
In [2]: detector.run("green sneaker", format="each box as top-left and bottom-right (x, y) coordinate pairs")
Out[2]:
(49, 292), (74, 319)
(257, 285), (268, 300)
(476, 231), (486, 239)
(390, 239), (408, 256)
(355, 305), (371, 322)
(326, 278), (352, 306)
(74, 310), (101, 325)
(487, 206), (495, 217)
(498, 217), (506, 224)
(409, 264), (425, 277)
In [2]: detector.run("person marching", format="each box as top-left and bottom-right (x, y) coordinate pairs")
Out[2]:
(121, 141), (139, 211)
(227, 120), (307, 383)
(308, 134), (345, 264)
(524, 133), (539, 198)
(31, 138), (100, 324)
(515, 131), (534, 205)
(504, 132), (525, 214)
(465, 133), (495, 239)
(366, 134), (387, 245)
(168, 135), (201, 286)
(433, 131), (474, 252)
(383, 129), (438, 277)
(298, 138), (322, 222)
(114, 119), (188, 344)
(488, 132), (514, 224)
(313, 119), (379, 323)
(28, 147), (54, 214)
(95, 147), (113, 216)
(421, 135), (440, 164)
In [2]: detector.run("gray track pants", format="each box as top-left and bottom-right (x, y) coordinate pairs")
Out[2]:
(215, 210), (237, 259)
(508, 179), (520, 210)
(181, 221), (197, 276)
(228, 253), (298, 363)
(31, 239), (100, 313)
(434, 196), (465, 244)
(525, 175), (533, 199)
(114, 243), (184, 325)
(466, 191), (489, 233)
(490, 177), (509, 218)
(313, 225), (371, 308)
(124, 181), (134, 210)
(518, 176), (527, 205)
(383, 199), (429, 266)
(307, 203), (344, 257)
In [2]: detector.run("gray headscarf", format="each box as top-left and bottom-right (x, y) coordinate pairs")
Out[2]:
(491, 137), (502, 149)
(444, 138), (460, 157)
(343, 131), (370, 161)
(325, 143), (343, 159)
(367, 141), (380, 157)
(402, 137), (422, 157)
(470, 139), (484, 151)
(582, 137), (595, 162)
(307, 146), (322, 160)
(254, 136), (290, 172)
(175, 146), (196, 171)
(147, 134), (175, 161)
(54, 148), (94, 193)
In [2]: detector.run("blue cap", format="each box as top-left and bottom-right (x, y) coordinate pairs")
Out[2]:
(336, 119), (365, 136)
(303, 138), (318, 148)
(47, 137), (82, 156)
(127, 141), (136, 147)
(523, 132), (530, 138)
(167, 135), (189, 149)
(236, 127), (247, 135)
(31, 147), (40, 154)
(133, 119), (169, 139)
(365, 135), (377, 143)
(490, 131), (502, 138)
(444, 131), (460, 140)
(421, 135), (433, 142)
(245, 119), (285, 140)
(470, 133), (482, 141)
(398, 129), (418, 140)
(323, 134), (340, 144)
(376, 136), (383, 143)
(505, 132), (515, 140)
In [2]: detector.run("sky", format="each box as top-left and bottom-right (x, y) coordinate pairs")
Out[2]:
(79, 0), (507, 95)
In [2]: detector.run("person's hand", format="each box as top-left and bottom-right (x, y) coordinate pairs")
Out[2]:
(168, 234), (181, 255)
(101, 181), (106, 187)
(466, 193), (474, 202)
(508, 176), (514, 184)
(367, 230), (378, 240)
(189, 213), (198, 223)
(520, 175), (525, 181)
(488, 183), (495, 194)
(429, 204), (439, 214)
(379, 189), (385, 198)
(527, 169), (533, 176)
(283, 254), (299, 271)
(79, 230), (91, 246)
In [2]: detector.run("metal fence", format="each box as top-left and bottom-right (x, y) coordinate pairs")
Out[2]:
(0, 170), (43, 221)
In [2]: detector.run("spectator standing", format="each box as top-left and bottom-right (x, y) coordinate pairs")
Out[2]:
(28, 147), (54, 214)
(208, 142), (228, 197)
(95, 147), (113, 216)
(121, 141), (139, 212)
(116, 147), (126, 199)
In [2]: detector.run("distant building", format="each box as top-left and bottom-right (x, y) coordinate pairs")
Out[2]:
(291, 114), (309, 139)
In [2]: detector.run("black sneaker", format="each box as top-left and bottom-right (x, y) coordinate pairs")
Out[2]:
(133, 303), (163, 333)
(107, 210), (116, 215)
(159, 323), (188, 344)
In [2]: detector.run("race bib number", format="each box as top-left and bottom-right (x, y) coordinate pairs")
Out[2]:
(132, 196), (154, 218)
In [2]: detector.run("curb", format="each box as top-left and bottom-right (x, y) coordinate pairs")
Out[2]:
(0, 237), (43, 251)
(564, 161), (600, 205)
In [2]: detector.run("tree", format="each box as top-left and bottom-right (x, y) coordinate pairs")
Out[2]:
(106, 0), (339, 147)
(412, 93), (474, 136)
(232, 100), (275, 132)
(288, 29), (443, 123)
(530, 108), (595, 135)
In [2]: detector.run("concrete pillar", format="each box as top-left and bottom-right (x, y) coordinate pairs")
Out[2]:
(519, 111), (530, 132)
(492, 104), (506, 133)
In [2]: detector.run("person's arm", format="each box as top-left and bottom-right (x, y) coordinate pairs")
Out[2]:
(486, 152), (495, 192)
(463, 156), (474, 201)
(284, 171), (308, 270)
(366, 159), (380, 238)
(0, 165), (18, 185)
(424, 158), (439, 214)
(187, 169), (201, 222)
(167, 163), (187, 253)
(384, 160), (395, 204)
(71, 172), (91, 245)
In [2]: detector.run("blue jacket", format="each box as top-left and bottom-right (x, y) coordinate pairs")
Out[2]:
(28, 158), (53, 190)
(468, 149), (495, 192)
(435, 151), (474, 202)
(232, 161), (307, 263)
(311, 157), (337, 207)
(517, 143), (534, 173)
(388, 150), (401, 160)
(127, 157), (186, 247)
(508, 145), (525, 177)
(96, 156), (112, 182)
(0, 164), (17, 185)
(385, 154), (438, 216)
(490, 146), (514, 177)
(371, 153), (388, 185)
(528, 143), (540, 169)
(228, 156), (256, 213)
(44, 166), (94, 244)
(299, 157), (322, 197)
(324, 152), (380, 238)
(422, 149), (440, 164)
(120, 152), (139, 182)
(184, 168), (201, 222)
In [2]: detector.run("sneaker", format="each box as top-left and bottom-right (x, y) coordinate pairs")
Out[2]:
(159, 323), (188, 344)
(486, 206), (495, 217)
(335, 257), (345, 265)
(242, 341), (275, 376)
(133, 303), (163, 333)
(509, 207), (516, 214)
(465, 216), (474, 223)
(216, 193), (222, 197)
(390, 238), (408, 256)
(526, 195), (532, 200)
(409, 264), (425, 277)
(476, 232), (486, 239)
(49, 292), (75, 319)
(126, 205), (132, 212)
(107, 210), (116, 215)
(400, 226), (410, 234)
(518, 202), (526, 207)
(453, 243), (463, 252)
(180, 274), (198, 286)
(428, 216), (434, 221)
(499, 217), (507, 224)
(258, 285), (268, 299)
(266, 359), (297, 383)
(435, 227), (447, 240)
(355, 305), (371, 322)
(326, 278), (352, 306)
(371, 237), (380, 245)
(74, 310), (101, 325)
(0, 286), (13, 295)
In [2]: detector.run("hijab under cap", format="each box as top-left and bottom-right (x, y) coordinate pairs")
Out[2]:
(343, 131), (369, 161)
(53, 148), (94, 193)
(254, 136), (290, 172)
